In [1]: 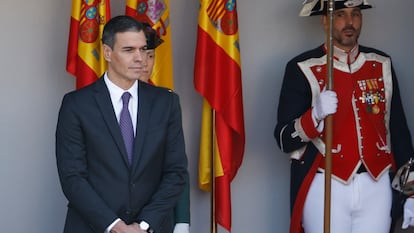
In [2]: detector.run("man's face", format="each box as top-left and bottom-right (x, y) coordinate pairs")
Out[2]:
(322, 7), (362, 52)
(138, 49), (155, 83)
(103, 30), (148, 88)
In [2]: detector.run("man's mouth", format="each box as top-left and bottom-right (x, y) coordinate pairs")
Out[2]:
(130, 67), (143, 71)
(343, 27), (355, 34)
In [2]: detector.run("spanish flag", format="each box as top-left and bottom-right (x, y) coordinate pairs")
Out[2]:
(194, 0), (245, 231)
(125, 0), (174, 89)
(66, 0), (111, 89)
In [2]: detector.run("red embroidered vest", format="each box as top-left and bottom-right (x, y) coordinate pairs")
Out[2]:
(310, 57), (393, 183)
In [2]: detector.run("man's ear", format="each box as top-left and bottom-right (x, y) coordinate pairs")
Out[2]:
(103, 44), (112, 62)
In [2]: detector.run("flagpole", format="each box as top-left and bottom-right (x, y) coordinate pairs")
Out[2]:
(211, 110), (217, 233)
(324, 0), (335, 233)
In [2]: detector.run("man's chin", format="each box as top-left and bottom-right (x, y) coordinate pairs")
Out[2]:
(130, 71), (143, 77)
(340, 38), (357, 47)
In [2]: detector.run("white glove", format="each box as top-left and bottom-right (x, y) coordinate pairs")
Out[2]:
(313, 89), (338, 121)
(402, 198), (414, 229)
(173, 223), (190, 233)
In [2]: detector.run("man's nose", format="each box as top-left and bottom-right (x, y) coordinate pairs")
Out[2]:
(345, 14), (354, 25)
(134, 50), (148, 63)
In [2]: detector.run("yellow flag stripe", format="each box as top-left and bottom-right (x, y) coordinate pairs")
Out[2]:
(198, 99), (224, 192)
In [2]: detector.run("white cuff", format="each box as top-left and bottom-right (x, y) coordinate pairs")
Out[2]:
(173, 223), (190, 233)
(105, 218), (121, 233)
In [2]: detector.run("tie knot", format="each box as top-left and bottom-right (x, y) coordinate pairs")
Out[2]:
(121, 92), (131, 106)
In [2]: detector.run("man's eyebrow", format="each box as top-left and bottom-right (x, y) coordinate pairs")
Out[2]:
(335, 9), (346, 13)
(121, 46), (134, 49)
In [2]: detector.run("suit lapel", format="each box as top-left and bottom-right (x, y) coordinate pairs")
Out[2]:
(93, 78), (130, 166)
(131, 82), (154, 173)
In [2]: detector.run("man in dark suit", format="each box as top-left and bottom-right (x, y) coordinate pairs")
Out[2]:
(56, 15), (188, 233)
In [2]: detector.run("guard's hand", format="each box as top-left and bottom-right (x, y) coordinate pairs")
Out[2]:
(173, 223), (190, 233)
(402, 198), (414, 229)
(313, 89), (338, 121)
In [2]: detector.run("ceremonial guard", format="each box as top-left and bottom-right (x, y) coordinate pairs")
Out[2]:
(274, 1), (414, 232)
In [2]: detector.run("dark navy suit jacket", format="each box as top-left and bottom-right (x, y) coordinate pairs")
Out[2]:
(56, 77), (188, 233)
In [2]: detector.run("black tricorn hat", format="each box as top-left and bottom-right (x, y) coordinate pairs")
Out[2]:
(299, 0), (373, 17)
(142, 22), (164, 50)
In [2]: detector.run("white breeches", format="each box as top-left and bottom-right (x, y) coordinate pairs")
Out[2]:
(302, 172), (392, 233)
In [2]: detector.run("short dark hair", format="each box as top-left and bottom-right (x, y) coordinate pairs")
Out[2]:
(102, 15), (144, 49)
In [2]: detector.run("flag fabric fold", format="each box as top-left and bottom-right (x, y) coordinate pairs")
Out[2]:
(66, 0), (111, 89)
(194, 0), (245, 231)
(125, 0), (174, 89)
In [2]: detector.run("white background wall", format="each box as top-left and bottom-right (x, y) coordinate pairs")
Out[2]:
(0, 0), (413, 232)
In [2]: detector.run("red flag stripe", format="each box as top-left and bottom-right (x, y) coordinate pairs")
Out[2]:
(72, 57), (101, 90)
(194, 28), (244, 137)
(66, 17), (80, 77)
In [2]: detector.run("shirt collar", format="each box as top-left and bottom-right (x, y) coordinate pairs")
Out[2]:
(324, 43), (360, 64)
(104, 72), (138, 100)
(334, 44), (359, 64)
